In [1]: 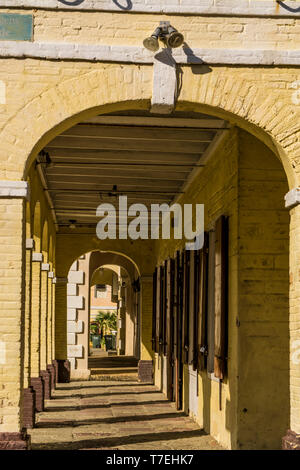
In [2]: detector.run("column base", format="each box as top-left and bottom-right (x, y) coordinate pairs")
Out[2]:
(40, 369), (51, 400)
(30, 376), (44, 412)
(282, 430), (300, 450)
(70, 368), (91, 381)
(47, 363), (56, 390)
(22, 387), (36, 429)
(138, 360), (153, 383)
(53, 359), (70, 383)
(0, 430), (30, 450)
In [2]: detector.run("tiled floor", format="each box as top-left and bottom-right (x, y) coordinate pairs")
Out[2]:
(28, 381), (223, 450)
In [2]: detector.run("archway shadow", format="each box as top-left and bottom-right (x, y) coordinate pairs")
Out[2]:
(32, 429), (206, 450)
(45, 399), (170, 412)
(36, 411), (187, 428)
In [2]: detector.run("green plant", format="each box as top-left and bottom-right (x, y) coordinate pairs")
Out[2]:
(95, 310), (117, 335)
(90, 323), (98, 335)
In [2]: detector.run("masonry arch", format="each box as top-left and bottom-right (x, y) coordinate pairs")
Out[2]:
(0, 66), (295, 188)
(65, 249), (140, 379)
(14, 70), (298, 448)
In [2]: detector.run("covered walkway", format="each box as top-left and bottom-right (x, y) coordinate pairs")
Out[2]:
(28, 381), (222, 450)
(88, 351), (139, 380)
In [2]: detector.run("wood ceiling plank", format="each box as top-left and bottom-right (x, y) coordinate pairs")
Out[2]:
(83, 116), (227, 129)
(61, 124), (216, 142)
(47, 137), (209, 154)
(47, 176), (183, 188)
(46, 168), (189, 180)
(46, 148), (201, 164)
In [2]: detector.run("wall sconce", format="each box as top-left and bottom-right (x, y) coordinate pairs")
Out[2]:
(143, 21), (184, 52)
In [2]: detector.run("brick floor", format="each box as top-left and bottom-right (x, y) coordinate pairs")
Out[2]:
(28, 381), (223, 450)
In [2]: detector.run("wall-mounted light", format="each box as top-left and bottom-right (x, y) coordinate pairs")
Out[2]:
(37, 150), (54, 168)
(143, 21), (184, 52)
(69, 219), (77, 229)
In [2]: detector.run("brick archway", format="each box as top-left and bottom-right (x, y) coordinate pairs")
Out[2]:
(0, 66), (297, 188)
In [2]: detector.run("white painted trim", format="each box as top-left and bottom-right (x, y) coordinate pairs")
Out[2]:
(53, 276), (68, 284)
(48, 271), (54, 278)
(151, 50), (177, 115)
(1, 1), (300, 18)
(41, 263), (50, 271)
(0, 41), (299, 66)
(285, 187), (300, 209)
(32, 252), (43, 262)
(0, 180), (29, 199)
(26, 238), (34, 250)
(90, 306), (118, 310)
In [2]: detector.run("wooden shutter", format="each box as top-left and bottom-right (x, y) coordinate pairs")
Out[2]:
(192, 249), (199, 370)
(163, 260), (168, 356)
(166, 258), (175, 400)
(182, 250), (190, 364)
(175, 251), (183, 409)
(155, 266), (161, 354)
(214, 216), (228, 380)
(159, 265), (164, 355)
(197, 232), (209, 371)
(152, 268), (157, 352)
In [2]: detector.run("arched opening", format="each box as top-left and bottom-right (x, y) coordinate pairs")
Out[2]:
(65, 250), (140, 380)
(23, 102), (291, 450)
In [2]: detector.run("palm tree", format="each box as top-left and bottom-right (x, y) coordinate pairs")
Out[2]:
(95, 311), (117, 336)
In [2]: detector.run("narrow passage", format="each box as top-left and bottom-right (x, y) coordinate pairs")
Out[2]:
(28, 380), (223, 450)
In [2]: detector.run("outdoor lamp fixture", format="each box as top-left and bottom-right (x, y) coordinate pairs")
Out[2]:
(143, 21), (184, 52)
(37, 149), (53, 168)
(69, 219), (77, 229)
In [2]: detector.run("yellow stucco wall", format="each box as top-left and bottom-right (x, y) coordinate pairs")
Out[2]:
(0, 5), (299, 448)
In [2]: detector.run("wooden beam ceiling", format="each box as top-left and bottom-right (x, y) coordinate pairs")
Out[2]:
(40, 114), (230, 229)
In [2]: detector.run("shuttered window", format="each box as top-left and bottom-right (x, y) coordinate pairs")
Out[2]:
(182, 250), (190, 364)
(214, 215), (228, 380)
(197, 232), (209, 371)
(152, 267), (158, 353)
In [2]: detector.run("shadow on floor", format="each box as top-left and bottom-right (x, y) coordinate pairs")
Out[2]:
(52, 390), (161, 399)
(32, 428), (206, 450)
(36, 411), (187, 428)
(58, 383), (148, 391)
(88, 355), (138, 369)
(45, 400), (170, 412)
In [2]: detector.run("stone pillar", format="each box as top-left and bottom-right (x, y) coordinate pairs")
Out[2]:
(118, 284), (126, 355)
(30, 251), (44, 412)
(53, 277), (70, 383)
(40, 263), (51, 400)
(0, 181), (30, 449)
(22, 238), (35, 429)
(138, 275), (153, 383)
(283, 190), (300, 449)
(47, 270), (55, 389)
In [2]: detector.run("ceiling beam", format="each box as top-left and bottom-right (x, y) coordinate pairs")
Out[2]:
(83, 116), (228, 129)
(46, 148), (201, 164)
(61, 125), (216, 142)
(46, 137), (209, 154)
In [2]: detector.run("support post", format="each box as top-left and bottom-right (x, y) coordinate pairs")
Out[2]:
(0, 181), (30, 449)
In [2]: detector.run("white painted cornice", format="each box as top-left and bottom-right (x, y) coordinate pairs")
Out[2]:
(32, 252), (43, 262)
(26, 238), (35, 250)
(0, 1), (299, 18)
(285, 188), (300, 209)
(0, 180), (29, 199)
(0, 41), (299, 66)
(53, 277), (68, 284)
